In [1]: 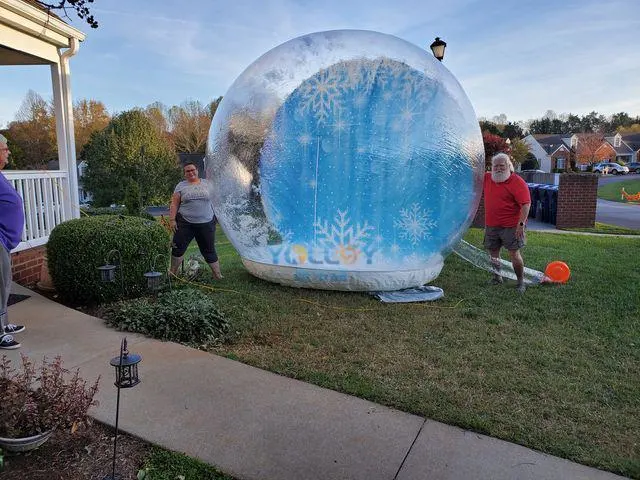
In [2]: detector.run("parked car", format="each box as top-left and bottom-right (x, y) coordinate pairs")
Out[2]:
(592, 162), (629, 175)
(626, 162), (640, 174)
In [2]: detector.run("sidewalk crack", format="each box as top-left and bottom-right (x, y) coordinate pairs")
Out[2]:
(393, 418), (426, 480)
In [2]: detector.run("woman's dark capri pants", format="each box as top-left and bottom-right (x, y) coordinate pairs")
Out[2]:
(171, 214), (218, 263)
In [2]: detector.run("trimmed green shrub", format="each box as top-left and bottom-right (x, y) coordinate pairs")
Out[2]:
(104, 288), (229, 346)
(81, 205), (155, 221)
(47, 215), (170, 305)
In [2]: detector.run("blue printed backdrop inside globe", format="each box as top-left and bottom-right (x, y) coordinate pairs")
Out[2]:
(259, 58), (478, 265)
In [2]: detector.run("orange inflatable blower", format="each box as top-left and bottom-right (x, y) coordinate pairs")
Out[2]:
(544, 261), (571, 283)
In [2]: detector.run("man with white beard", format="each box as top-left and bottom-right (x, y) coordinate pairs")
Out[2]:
(483, 153), (531, 293)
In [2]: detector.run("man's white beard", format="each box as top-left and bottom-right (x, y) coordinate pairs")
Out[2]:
(491, 170), (510, 183)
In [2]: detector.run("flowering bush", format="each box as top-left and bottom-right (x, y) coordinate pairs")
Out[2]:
(0, 354), (100, 438)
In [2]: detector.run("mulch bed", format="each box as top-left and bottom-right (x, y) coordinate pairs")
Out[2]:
(2, 421), (151, 480)
(4, 289), (148, 478)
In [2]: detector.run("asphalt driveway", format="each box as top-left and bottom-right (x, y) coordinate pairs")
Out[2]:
(596, 173), (640, 228)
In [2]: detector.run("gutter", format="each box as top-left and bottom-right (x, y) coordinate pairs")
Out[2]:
(60, 36), (79, 62)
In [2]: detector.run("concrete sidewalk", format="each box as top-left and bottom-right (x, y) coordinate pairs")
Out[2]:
(4, 283), (628, 480)
(525, 218), (639, 236)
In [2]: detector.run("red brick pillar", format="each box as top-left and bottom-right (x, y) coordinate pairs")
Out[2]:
(10, 245), (47, 286)
(555, 174), (598, 229)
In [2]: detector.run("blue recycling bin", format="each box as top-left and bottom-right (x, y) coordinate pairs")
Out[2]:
(537, 185), (552, 223)
(548, 185), (559, 225)
(527, 183), (540, 219)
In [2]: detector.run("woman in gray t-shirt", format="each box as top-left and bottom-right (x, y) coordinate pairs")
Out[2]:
(168, 162), (222, 279)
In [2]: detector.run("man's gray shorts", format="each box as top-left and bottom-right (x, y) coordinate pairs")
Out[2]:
(483, 226), (526, 251)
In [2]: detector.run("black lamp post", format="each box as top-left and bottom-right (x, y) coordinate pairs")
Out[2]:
(103, 338), (142, 480)
(430, 36), (447, 61)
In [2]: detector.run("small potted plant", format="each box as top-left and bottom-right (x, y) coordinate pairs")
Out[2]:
(0, 354), (100, 452)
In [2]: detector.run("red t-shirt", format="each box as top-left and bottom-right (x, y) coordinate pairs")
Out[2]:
(483, 172), (531, 227)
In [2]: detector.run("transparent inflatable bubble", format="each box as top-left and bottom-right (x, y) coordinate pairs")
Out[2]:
(207, 30), (484, 291)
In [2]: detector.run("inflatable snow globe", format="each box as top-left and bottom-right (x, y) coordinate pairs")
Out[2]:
(206, 30), (483, 291)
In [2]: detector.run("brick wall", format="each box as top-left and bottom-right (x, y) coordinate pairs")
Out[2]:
(11, 245), (46, 286)
(472, 173), (597, 229)
(555, 174), (598, 229)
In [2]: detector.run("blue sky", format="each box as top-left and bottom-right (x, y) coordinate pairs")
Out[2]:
(1, 0), (639, 128)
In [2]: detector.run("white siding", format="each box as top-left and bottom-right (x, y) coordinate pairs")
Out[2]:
(523, 135), (551, 173)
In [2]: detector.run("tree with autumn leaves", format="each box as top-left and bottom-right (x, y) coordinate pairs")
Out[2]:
(4, 91), (57, 169)
(482, 131), (511, 170)
(2, 91), (110, 169)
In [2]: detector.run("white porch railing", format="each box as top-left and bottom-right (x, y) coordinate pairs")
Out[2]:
(4, 170), (72, 252)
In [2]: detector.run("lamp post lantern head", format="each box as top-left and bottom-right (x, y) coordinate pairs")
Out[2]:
(430, 36), (447, 61)
(143, 271), (163, 291)
(98, 264), (117, 283)
(109, 338), (142, 388)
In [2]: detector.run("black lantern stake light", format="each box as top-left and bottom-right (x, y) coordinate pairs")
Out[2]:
(98, 249), (124, 292)
(143, 271), (162, 291)
(143, 253), (170, 292)
(430, 36), (447, 61)
(103, 337), (142, 480)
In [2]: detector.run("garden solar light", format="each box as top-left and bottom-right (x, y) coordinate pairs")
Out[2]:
(104, 337), (142, 480)
(98, 249), (122, 283)
(144, 253), (169, 292)
(430, 36), (446, 61)
(97, 264), (116, 283)
(143, 271), (162, 291)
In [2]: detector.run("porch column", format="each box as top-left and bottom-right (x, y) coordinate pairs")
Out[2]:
(51, 61), (71, 220)
(50, 38), (80, 220)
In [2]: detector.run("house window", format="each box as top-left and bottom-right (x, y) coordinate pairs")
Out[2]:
(556, 158), (566, 170)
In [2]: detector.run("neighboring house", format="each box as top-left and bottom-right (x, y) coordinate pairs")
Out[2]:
(604, 133), (634, 164)
(523, 133), (631, 172)
(571, 133), (616, 166)
(77, 160), (93, 204)
(522, 134), (571, 172)
(621, 133), (640, 162)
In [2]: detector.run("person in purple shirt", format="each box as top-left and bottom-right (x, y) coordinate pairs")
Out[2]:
(0, 134), (26, 349)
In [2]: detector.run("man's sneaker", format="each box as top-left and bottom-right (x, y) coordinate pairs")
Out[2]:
(0, 334), (21, 350)
(516, 283), (527, 294)
(4, 323), (25, 334)
(490, 275), (504, 285)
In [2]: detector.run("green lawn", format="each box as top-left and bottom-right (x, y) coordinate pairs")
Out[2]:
(598, 178), (640, 203)
(141, 447), (235, 480)
(183, 228), (640, 478)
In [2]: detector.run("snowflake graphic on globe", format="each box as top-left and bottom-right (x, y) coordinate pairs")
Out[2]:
(394, 204), (436, 246)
